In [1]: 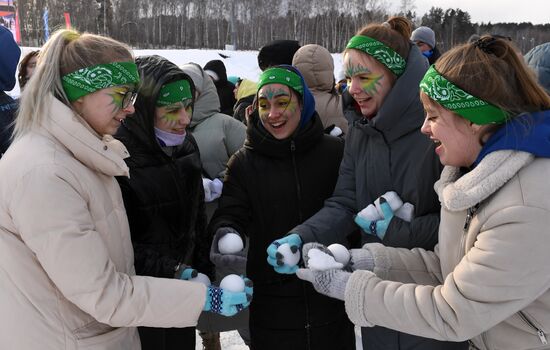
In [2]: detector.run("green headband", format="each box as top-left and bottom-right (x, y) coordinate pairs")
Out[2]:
(257, 67), (303, 96)
(346, 35), (406, 76)
(62, 61), (139, 102)
(419, 65), (508, 125)
(156, 79), (193, 107)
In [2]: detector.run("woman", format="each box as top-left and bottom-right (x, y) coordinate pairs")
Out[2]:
(17, 50), (39, 90)
(115, 55), (220, 349)
(0, 30), (249, 350)
(268, 17), (465, 349)
(209, 65), (355, 349)
(298, 35), (550, 350)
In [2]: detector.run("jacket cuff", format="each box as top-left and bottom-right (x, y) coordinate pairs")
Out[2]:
(344, 270), (376, 327)
(362, 243), (391, 280)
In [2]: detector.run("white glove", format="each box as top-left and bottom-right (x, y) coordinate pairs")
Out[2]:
(203, 178), (224, 202)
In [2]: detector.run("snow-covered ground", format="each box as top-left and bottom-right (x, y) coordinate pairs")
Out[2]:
(9, 47), (343, 98)
(195, 326), (363, 349)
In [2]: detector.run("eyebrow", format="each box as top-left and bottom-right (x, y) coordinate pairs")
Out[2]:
(258, 92), (290, 99)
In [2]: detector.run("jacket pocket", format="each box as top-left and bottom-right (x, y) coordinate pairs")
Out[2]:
(518, 311), (548, 345)
(74, 322), (139, 350)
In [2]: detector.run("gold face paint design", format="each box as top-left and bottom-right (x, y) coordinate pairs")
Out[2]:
(109, 86), (130, 114)
(345, 60), (383, 97)
(158, 99), (192, 128)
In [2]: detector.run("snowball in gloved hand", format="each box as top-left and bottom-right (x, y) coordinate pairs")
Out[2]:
(329, 126), (343, 137)
(374, 191), (403, 217)
(357, 204), (382, 221)
(277, 243), (300, 267)
(328, 244), (350, 265)
(394, 202), (415, 222)
(218, 233), (244, 254)
(220, 274), (245, 293)
(307, 248), (344, 271)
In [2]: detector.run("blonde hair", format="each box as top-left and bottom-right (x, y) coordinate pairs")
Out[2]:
(14, 29), (133, 139)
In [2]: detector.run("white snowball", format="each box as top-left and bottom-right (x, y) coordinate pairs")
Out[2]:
(358, 204), (382, 220)
(189, 272), (211, 287)
(220, 274), (245, 293)
(307, 248), (343, 271)
(329, 126), (343, 137)
(327, 244), (350, 265)
(218, 233), (244, 254)
(277, 243), (300, 266)
(374, 191), (404, 217)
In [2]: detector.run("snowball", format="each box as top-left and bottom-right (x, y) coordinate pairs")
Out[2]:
(220, 274), (245, 293)
(307, 248), (343, 271)
(329, 126), (343, 137)
(357, 204), (382, 221)
(327, 244), (350, 265)
(218, 233), (244, 254)
(189, 273), (211, 287)
(374, 191), (404, 217)
(277, 243), (300, 266)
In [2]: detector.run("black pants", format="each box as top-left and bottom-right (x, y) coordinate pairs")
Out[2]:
(138, 326), (196, 350)
(361, 325), (468, 350)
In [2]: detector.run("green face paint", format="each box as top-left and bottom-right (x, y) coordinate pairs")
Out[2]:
(345, 60), (373, 78)
(259, 87), (289, 101)
(345, 60), (383, 97)
(108, 86), (132, 114)
(158, 99), (193, 128)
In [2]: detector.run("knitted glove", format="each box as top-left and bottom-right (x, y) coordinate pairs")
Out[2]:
(302, 242), (345, 270)
(266, 233), (302, 274)
(203, 277), (253, 317)
(349, 248), (375, 271)
(355, 197), (394, 240)
(296, 268), (351, 301)
(210, 227), (247, 271)
(174, 264), (198, 280)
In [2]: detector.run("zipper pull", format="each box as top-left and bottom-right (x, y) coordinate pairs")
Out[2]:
(538, 330), (548, 345)
(290, 140), (296, 152)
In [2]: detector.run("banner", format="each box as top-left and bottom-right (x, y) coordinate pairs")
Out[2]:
(43, 8), (49, 41)
(0, 0), (16, 39)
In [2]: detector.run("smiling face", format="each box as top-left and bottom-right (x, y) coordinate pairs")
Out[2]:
(420, 93), (484, 167)
(154, 99), (193, 135)
(257, 83), (302, 140)
(72, 85), (136, 136)
(344, 49), (395, 118)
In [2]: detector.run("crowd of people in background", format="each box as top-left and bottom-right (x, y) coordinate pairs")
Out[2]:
(1, 14), (550, 350)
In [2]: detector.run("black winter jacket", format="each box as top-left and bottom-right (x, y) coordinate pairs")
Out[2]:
(210, 113), (355, 349)
(115, 55), (212, 279)
(0, 92), (17, 157)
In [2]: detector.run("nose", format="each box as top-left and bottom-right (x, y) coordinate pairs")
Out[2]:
(420, 117), (430, 135)
(268, 106), (283, 119)
(347, 77), (361, 96)
(178, 108), (191, 126)
(122, 103), (135, 114)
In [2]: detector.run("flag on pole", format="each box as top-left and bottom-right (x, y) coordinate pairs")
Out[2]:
(14, 8), (20, 43)
(64, 12), (71, 29)
(43, 8), (49, 41)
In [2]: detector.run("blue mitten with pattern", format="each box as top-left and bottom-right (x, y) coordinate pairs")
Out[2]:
(203, 277), (253, 317)
(266, 233), (302, 274)
(354, 197), (394, 240)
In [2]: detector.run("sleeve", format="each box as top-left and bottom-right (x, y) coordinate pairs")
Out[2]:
(382, 213), (440, 250)
(292, 132), (358, 245)
(193, 177), (215, 279)
(345, 206), (550, 342)
(209, 151), (252, 237)
(10, 166), (206, 328)
(223, 118), (246, 158)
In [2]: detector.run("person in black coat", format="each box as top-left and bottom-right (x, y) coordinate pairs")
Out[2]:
(203, 59), (236, 116)
(115, 55), (213, 350)
(209, 65), (355, 350)
(0, 25), (21, 158)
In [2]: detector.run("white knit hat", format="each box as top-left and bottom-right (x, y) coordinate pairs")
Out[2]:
(411, 26), (436, 49)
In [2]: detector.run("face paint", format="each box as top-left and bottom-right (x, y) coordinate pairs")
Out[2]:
(345, 60), (383, 97)
(155, 99), (192, 133)
(259, 87), (289, 101)
(256, 83), (302, 140)
(109, 86), (130, 114)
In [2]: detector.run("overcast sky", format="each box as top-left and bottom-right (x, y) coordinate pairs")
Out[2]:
(393, 0), (549, 24)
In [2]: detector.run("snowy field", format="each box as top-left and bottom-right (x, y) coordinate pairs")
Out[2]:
(9, 47), (344, 99)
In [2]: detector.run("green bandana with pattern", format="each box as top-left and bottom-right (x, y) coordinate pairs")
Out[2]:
(156, 79), (193, 107)
(346, 35), (406, 76)
(62, 61), (139, 102)
(257, 67), (303, 96)
(419, 65), (508, 125)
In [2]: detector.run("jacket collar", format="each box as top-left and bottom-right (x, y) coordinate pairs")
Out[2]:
(435, 150), (533, 211)
(41, 94), (130, 177)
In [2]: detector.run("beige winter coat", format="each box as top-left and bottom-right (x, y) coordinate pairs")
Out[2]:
(345, 150), (550, 350)
(292, 44), (348, 134)
(0, 95), (206, 350)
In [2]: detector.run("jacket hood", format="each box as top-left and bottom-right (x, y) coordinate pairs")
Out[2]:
(181, 62), (221, 127)
(292, 44), (335, 92)
(525, 42), (550, 94)
(0, 26), (21, 91)
(474, 110), (550, 165)
(203, 59), (228, 83)
(236, 79), (257, 100)
(120, 55), (195, 150)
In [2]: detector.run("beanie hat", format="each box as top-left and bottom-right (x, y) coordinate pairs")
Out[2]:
(525, 42), (550, 94)
(203, 59), (228, 83)
(411, 26), (436, 49)
(227, 75), (240, 85)
(0, 26), (21, 91)
(257, 40), (301, 71)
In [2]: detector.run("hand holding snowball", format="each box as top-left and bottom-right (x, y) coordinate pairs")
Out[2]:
(203, 274), (253, 317)
(266, 233), (302, 274)
(210, 227), (247, 271)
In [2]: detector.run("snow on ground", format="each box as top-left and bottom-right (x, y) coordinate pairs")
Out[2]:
(195, 326), (363, 349)
(9, 47), (343, 98)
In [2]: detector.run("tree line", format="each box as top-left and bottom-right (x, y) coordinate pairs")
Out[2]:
(14, 0), (550, 54)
